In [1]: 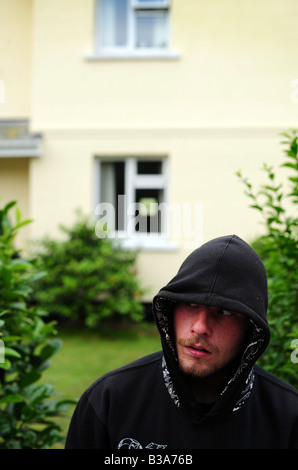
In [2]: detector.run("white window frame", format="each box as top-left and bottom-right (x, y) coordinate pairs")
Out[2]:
(94, 157), (177, 250)
(89, 0), (179, 60)
(132, 1), (169, 6)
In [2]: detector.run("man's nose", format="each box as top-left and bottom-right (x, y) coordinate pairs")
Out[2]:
(191, 307), (212, 336)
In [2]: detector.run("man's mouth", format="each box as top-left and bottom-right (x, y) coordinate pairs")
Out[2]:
(185, 345), (212, 358)
(178, 337), (218, 358)
(190, 345), (210, 353)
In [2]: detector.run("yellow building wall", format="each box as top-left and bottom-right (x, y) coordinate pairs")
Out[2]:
(1, 0), (298, 298)
(0, 0), (33, 250)
(30, 0), (298, 128)
(0, 158), (30, 249)
(0, 0), (32, 118)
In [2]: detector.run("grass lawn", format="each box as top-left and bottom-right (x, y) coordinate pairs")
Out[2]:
(41, 322), (161, 447)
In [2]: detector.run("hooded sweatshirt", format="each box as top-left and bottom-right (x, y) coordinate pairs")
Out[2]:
(65, 235), (298, 449)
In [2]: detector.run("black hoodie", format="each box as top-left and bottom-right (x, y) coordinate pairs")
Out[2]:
(65, 235), (298, 449)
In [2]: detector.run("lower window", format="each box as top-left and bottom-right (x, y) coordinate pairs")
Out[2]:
(95, 157), (169, 240)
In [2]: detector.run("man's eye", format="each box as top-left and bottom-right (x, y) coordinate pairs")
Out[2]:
(218, 309), (232, 316)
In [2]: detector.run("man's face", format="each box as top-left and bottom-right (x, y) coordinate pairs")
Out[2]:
(174, 303), (250, 379)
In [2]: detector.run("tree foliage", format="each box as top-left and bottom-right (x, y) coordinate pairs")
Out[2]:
(0, 201), (74, 449)
(237, 130), (298, 388)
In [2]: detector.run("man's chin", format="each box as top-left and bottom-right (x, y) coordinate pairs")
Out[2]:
(178, 356), (238, 382)
(178, 359), (218, 379)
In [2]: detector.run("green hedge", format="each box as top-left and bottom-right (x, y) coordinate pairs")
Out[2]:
(31, 214), (145, 328)
(237, 130), (298, 388)
(0, 201), (74, 449)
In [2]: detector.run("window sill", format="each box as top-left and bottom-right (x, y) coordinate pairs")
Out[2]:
(111, 235), (179, 252)
(85, 50), (180, 61)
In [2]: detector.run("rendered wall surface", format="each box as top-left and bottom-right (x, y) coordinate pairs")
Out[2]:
(1, 0), (297, 297)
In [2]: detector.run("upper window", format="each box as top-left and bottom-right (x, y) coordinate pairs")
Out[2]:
(95, 0), (171, 55)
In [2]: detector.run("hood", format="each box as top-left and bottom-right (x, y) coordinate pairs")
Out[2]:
(153, 235), (270, 421)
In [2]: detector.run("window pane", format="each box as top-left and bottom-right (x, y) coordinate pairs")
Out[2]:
(135, 11), (168, 48)
(100, 162), (126, 230)
(101, 0), (128, 47)
(137, 160), (162, 174)
(136, 188), (164, 233)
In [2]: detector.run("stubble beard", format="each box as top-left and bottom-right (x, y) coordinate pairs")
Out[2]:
(177, 338), (243, 399)
(177, 354), (221, 380)
(176, 336), (221, 379)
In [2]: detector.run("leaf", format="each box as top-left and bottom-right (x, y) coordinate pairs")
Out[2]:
(250, 204), (263, 211)
(280, 132), (291, 139)
(11, 219), (33, 232)
(289, 176), (298, 183)
(3, 201), (16, 215)
(286, 150), (298, 159)
(38, 339), (62, 363)
(6, 302), (27, 311)
(282, 162), (298, 170)
(1, 335), (21, 342)
(0, 310), (9, 317)
(19, 370), (42, 387)
(0, 358), (11, 370)
(9, 258), (30, 271)
(15, 206), (22, 224)
(263, 184), (280, 192)
(28, 384), (54, 405)
(26, 271), (47, 283)
(0, 394), (23, 404)
(4, 347), (22, 358)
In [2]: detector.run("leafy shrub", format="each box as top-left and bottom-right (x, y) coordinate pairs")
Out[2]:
(237, 130), (298, 388)
(0, 201), (73, 449)
(31, 214), (145, 328)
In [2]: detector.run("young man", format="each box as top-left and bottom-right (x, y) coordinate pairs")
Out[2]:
(65, 235), (298, 449)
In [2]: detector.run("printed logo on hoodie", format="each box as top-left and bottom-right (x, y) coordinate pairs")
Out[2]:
(118, 437), (167, 449)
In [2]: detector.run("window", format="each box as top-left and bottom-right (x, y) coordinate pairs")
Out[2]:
(95, 0), (174, 57)
(95, 157), (170, 247)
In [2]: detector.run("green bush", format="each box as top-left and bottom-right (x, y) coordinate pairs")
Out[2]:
(237, 130), (298, 388)
(31, 214), (145, 328)
(0, 201), (73, 449)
